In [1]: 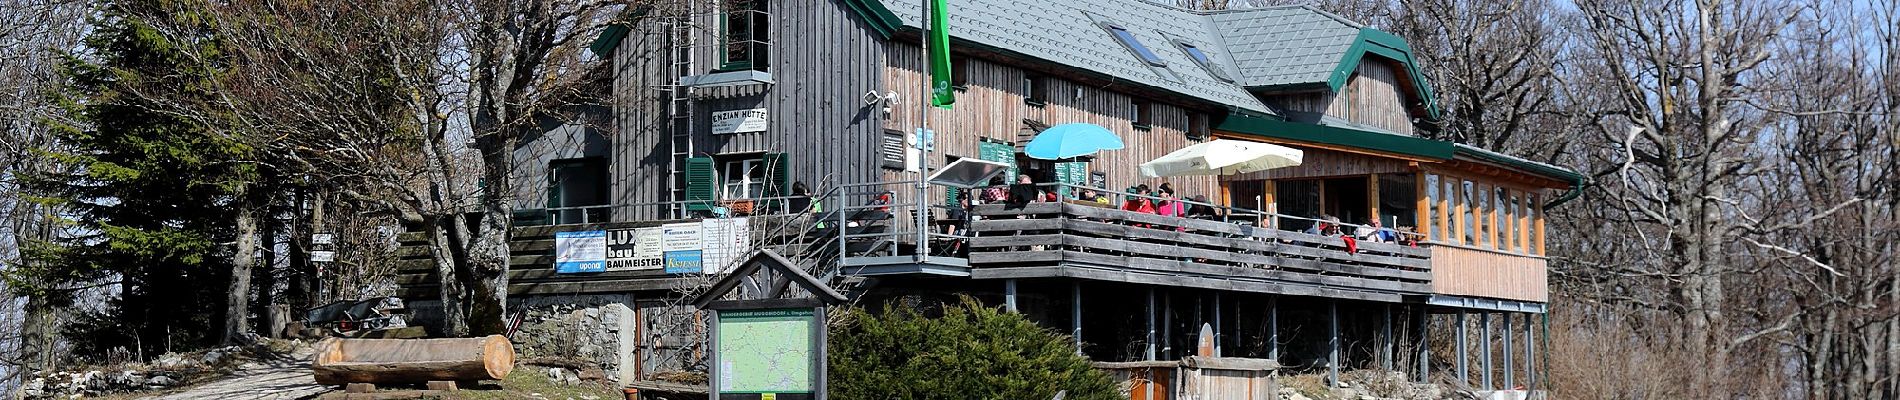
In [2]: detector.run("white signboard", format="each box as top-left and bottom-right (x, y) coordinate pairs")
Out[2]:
(606, 227), (664, 271)
(710, 108), (768, 135)
(555, 230), (608, 273)
(698, 217), (751, 274)
(311, 233), (335, 245)
(310, 250), (336, 263)
(661, 222), (704, 274)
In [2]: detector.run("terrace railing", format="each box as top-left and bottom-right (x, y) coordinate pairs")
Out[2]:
(962, 186), (1433, 302)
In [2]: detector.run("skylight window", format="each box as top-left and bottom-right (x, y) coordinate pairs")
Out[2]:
(1102, 23), (1167, 67)
(1175, 41), (1233, 83)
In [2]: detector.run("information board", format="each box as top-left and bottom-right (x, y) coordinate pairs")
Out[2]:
(699, 217), (751, 274)
(716, 308), (816, 397)
(606, 227), (664, 271)
(554, 230), (607, 273)
(661, 223), (703, 274)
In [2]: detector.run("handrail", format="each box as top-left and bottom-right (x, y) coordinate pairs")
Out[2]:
(998, 182), (1426, 241)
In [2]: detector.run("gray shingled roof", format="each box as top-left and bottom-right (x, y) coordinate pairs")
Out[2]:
(876, 1), (1380, 113)
(1205, 6), (1365, 89)
(878, 0), (1272, 114)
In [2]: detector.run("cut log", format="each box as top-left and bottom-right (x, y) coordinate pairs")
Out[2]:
(312, 335), (515, 385)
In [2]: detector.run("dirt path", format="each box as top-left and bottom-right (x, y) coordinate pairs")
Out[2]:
(143, 356), (333, 400)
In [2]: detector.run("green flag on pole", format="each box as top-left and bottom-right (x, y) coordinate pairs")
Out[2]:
(928, 0), (954, 109)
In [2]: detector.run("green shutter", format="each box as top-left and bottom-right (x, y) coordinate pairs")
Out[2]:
(685, 156), (717, 211)
(763, 153), (790, 197)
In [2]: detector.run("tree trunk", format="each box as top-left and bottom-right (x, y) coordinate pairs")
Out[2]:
(225, 198), (261, 344)
(464, 138), (516, 336)
(311, 335), (515, 384)
(431, 215), (471, 337)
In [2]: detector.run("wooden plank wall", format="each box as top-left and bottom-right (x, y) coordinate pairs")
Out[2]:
(881, 43), (1218, 203)
(1256, 61), (1415, 136)
(1179, 367), (1274, 400)
(609, 0), (891, 221)
(1428, 244), (1549, 302)
(1329, 61), (1413, 135)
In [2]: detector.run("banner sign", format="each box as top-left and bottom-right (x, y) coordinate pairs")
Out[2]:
(554, 230), (607, 273)
(606, 227), (664, 271)
(661, 223), (704, 274)
(699, 217), (751, 274)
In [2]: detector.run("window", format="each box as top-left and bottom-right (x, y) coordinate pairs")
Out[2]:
(1188, 112), (1209, 140)
(952, 57), (970, 89)
(547, 158), (608, 224)
(720, 157), (768, 199)
(1102, 23), (1166, 67)
(1174, 41), (1232, 82)
(721, 0), (769, 72)
(1132, 100), (1153, 130)
(1023, 73), (1047, 106)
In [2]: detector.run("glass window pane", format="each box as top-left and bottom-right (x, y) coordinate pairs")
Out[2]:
(1107, 25), (1166, 67)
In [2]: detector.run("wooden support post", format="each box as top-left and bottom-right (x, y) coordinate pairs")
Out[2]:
(1213, 292), (1223, 357)
(1451, 179), (1466, 244)
(1368, 173), (1382, 224)
(1481, 312), (1492, 390)
(1264, 180), (1278, 229)
(1004, 279), (1018, 313)
(1456, 310), (1468, 386)
(1526, 313), (1537, 390)
(1416, 172), (1431, 240)
(1329, 300), (1340, 387)
(1162, 291), (1173, 360)
(1072, 282), (1082, 355)
(1381, 304), (1394, 371)
(1417, 306), (1431, 383)
(1146, 288), (1156, 361)
(1269, 296), (1280, 361)
(1504, 312), (1514, 389)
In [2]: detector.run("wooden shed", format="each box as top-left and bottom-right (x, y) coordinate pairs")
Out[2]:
(1095, 357), (1278, 400)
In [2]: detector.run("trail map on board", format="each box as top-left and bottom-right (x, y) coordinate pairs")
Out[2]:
(717, 309), (815, 394)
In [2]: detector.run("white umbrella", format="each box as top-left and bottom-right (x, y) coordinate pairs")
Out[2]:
(1139, 139), (1304, 177)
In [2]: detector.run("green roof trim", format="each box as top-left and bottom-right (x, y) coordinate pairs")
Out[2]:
(590, 23), (630, 58)
(843, 0), (902, 39)
(1452, 144), (1585, 183)
(1217, 114), (1455, 160)
(1328, 28), (1442, 121)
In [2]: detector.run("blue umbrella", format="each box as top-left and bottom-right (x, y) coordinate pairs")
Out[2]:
(1023, 123), (1125, 160)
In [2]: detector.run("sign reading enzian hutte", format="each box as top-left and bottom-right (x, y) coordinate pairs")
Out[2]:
(712, 108), (768, 134)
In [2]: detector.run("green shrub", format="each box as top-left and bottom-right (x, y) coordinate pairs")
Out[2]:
(828, 297), (1119, 400)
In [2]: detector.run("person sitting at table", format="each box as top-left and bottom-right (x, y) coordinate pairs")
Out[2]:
(1007, 174), (1044, 207)
(1122, 185), (1157, 214)
(1304, 214), (1339, 236)
(1155, 183), (1185, 218)
(980, 176), (1008, 205)
(1086, 189), (1112, 206)
(1355, 218), (1397, 243)
(1185, 195), (1218, 219)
